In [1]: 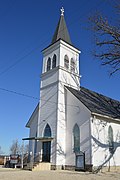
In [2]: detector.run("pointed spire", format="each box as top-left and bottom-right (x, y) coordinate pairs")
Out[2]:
(51, 7), (72, 45)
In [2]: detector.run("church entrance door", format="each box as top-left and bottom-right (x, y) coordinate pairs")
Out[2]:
(42, 141), (51, 162)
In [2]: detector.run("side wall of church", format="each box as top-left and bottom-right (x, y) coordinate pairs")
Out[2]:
(55, 42), (80, 167)
(65, 89), (92, 167)
(91, 117), (120, 168)
(29, 110), (38, 152)
(38, 83), (58, 165)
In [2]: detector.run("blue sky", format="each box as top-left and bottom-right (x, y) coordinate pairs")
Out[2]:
(0, 0), (119, 154)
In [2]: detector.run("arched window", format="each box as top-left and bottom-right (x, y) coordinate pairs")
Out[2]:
(44, 124), (51, 137)
(64, 55), (69, 69)
(47, 57), (51, 71)
(108, 125), (114, 154)
(71, 58), (75, 73)
(73, 124), (80, 153)
(52, 54), (57, 68)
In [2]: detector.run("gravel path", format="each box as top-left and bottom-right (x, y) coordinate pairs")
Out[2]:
(0, 168), (120, 180)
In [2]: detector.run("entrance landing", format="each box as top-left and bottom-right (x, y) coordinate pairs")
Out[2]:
(23, 162), (51, 171)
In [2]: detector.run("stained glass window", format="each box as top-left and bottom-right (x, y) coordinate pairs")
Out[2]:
(108, 125), (114, 154)
(73, 124), (80, 153)
(44, 124), (51, 137)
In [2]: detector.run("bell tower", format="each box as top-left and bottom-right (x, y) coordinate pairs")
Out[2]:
(38, 8), (80, 168)
(41, 7), (80, 89)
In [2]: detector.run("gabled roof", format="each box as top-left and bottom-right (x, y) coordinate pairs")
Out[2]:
(66, 86), (120, 120)
(26, 103), (39, 128)
(51, 14), (72, 45)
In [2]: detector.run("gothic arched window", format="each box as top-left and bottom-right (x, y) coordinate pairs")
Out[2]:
(47, 57), (51, 71)
(73, 124), (80, 153)
(44, 124), (52, 137)
(108, 125), (114, 154)
(64, 55), (69, 69)
(52, 54), (57, 68)
(71, 58), (75, 73)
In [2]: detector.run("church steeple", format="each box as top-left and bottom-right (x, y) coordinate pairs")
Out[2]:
(42, 8), (80, 89)
(51, 7), (72, 45)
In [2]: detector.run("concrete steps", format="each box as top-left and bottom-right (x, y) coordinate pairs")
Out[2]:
(33, 162), (51, 171)
(23, 162), (51, 171)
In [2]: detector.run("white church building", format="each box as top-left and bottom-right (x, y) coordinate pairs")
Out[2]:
(23, 8), (120, 171)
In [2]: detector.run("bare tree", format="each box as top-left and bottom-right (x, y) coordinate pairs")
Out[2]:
(89, 0), (120, 75)
(24, 144), (29, 154)
(10, 139), (21, 155)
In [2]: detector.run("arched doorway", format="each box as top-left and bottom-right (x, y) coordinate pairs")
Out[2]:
(42, 124), (52, 162)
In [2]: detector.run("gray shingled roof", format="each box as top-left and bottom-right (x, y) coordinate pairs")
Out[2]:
(51, 15), (72, 45)
(66, 86), (120, 119)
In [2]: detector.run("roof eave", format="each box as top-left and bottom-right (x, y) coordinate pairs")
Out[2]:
(42, 38), (80, 53)
(91, 112), (120, 124)
(22, 137), (54, 142)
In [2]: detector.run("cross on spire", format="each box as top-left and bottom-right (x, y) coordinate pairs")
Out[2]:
(51, 7), (72, 45)
(60, 7), (64, 16)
